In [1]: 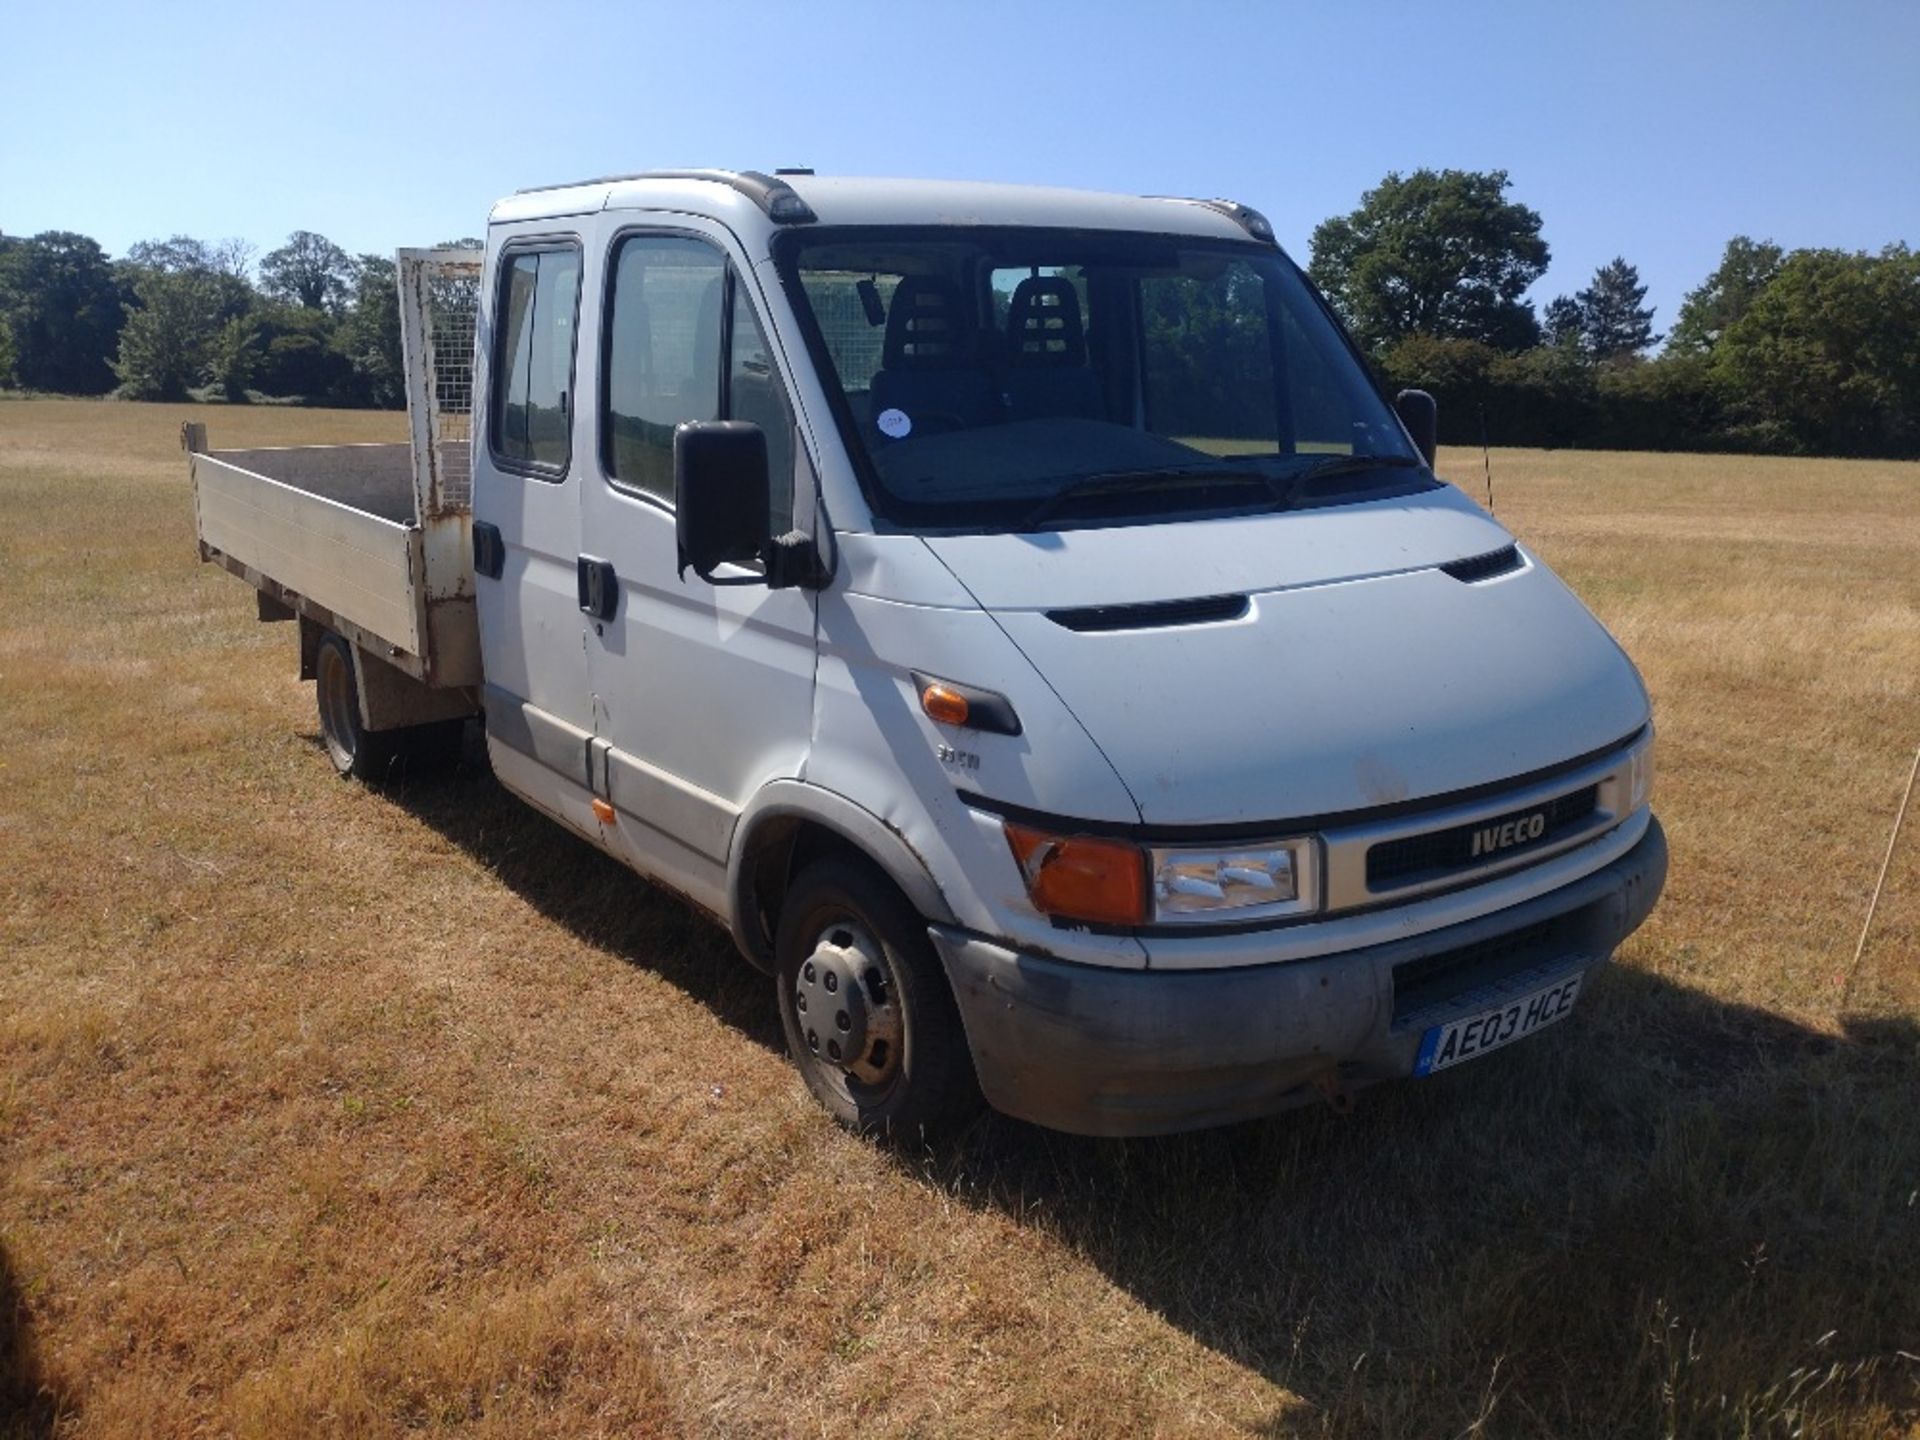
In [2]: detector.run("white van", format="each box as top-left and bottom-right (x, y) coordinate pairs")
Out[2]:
(188, 170), (1666, 1136)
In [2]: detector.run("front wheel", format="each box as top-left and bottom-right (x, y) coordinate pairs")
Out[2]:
(774, 858), (981, 1139)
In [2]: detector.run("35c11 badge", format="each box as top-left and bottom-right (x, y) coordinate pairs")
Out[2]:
(936, 743), (980, 771)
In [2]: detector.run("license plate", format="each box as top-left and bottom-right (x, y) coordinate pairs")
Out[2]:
(1413, 973), (1583, 1076)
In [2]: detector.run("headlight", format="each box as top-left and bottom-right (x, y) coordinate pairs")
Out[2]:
(1151, 838), (1320, 921)
(1002, 823), (1322, 927)
(1630, 733), (1656, 810)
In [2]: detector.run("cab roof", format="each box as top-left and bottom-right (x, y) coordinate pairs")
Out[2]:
(489, 169), (1270, 246)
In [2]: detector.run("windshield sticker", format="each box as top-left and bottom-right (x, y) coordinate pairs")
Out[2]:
(877, 407), (913, 439)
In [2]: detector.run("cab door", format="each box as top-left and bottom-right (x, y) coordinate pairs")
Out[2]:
(471, 231), (602, 830)
(577, 219), (818, 906)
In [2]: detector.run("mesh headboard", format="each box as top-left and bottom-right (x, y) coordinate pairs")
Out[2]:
(397, 247), (484, 517)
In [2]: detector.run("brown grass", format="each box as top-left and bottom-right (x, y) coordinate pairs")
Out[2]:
(1, 398), (1916, 1438)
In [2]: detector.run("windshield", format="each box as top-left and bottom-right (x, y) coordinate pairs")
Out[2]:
(777, 227), (1428, 532)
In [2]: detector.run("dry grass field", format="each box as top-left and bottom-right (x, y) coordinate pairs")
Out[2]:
(1, 396), (1916, 1438)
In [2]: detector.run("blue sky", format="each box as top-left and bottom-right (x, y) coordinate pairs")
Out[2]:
(4, 0), (1915, 332)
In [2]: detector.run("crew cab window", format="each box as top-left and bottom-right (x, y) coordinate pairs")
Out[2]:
(603, 235), (797, 527)
(491, 246), (581, 473)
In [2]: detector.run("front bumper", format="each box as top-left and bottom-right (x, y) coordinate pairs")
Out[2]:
(932, 816), (1667, 1136)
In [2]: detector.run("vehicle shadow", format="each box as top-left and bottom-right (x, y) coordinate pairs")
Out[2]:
(910, 969), (1920, 1436)
(0, 1241), (63, 1439)
(356, 727), (782, 1055)
(365, 733), (1916, 1435)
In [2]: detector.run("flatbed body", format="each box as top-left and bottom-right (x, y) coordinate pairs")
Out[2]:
(188, 249), (484, 688)
(191, 441), (458, 679)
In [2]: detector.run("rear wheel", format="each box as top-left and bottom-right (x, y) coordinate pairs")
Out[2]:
(775, 857), (981, 1139)
(314, 632), (400, 780)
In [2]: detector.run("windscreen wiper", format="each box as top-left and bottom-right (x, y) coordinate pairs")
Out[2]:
(1285, 453), (1426, 486)
(1019, 465), (1284, 533)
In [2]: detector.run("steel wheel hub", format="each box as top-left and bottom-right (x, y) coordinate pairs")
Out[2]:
(793, 919), (903, 1088)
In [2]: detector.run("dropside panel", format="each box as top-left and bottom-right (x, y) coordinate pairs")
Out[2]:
(191, 451), (421, 657)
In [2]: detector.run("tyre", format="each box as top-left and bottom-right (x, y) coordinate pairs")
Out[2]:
(314, 632), (400, 780)
(774, 857), (982, 1139)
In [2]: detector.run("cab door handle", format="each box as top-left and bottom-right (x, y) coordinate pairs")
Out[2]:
(577, 556), (618, 621)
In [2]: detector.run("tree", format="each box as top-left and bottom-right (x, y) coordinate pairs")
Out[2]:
(124, 235), (254, 279)
(253, 302), (351, 399)
(112, 269), (227, 400)
(209, 315), (261, 402)
(0, 231), (126, 393)
(1379, 333), (1598, 448)
(1667, 237), (1784, 355)
(1542, 295), (1586, 350)
(260, 231), (356, 312)
(1575, 257), (1659, 359)
(1487, 342), (1598, 444)
(1594, 352), (1723, 451)
(333, 255), (405, 407)
(1308, 169), (1549, 352)
(1712, 244), (1920, 455)
(112, 237), (255, 401)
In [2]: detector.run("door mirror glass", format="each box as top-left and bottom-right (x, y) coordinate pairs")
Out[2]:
(675, 420), (772, 582)
(1395, 389), (1438, 469)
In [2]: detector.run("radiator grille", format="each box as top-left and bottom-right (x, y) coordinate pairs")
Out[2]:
(1368, 785), (1600, 890)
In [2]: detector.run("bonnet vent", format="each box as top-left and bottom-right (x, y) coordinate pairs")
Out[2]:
(1439, 545), (1522, 583)
(1047, 594), (1250, 633)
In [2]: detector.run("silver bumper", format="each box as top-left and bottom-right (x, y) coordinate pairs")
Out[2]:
(932, 817), (1668, 1137)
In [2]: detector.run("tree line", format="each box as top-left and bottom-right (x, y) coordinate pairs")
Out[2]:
(1309, 169), (1920, 458)
(3, 178), (1916, 456)
(0, 230), (454, 408)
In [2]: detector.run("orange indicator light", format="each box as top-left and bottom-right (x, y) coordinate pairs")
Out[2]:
(1003, 823), (1150, 927)
(921, 683), (971, 727)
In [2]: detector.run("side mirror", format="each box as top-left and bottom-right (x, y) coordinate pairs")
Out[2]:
(1395, 389), (1438, 469)
(675, 420), (771, 583)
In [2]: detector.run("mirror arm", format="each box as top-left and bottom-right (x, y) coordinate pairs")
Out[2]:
(678, 534), (827, 590)
(694, 569), (768, 588)
(766, 532), (829, 591)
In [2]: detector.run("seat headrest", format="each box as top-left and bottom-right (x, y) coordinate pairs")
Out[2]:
(882, 276), (977, 370)
(1005, 276), (1087, 368)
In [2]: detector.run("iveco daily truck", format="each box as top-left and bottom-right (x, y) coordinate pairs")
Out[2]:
(187, 169), (1667, 1137)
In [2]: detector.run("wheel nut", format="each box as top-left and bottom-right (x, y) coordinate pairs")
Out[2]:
(796, 995), (807, 1013)
(827, 1039), (842, 1061)
(824, 971), (838, 993)
(836, 1010), (851, 1032)
(803, 961), (816, 983)
(806, 1030), (819, 1052)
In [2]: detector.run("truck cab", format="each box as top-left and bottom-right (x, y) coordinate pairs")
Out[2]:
(194, 169), (1666, 1137)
